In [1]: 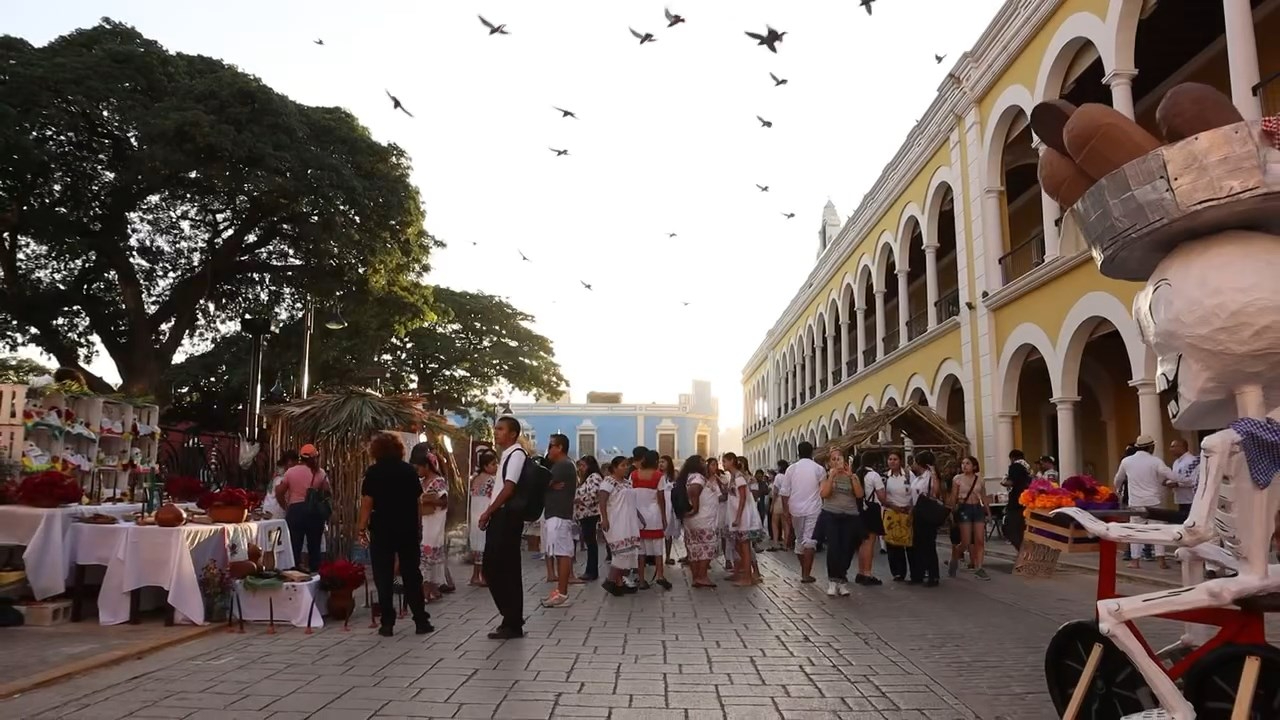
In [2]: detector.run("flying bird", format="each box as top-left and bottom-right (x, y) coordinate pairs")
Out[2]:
(667, 232), (678, 238)
(745, 26), (786, 54)
(770, 72), (788, 87)
(756, 184), (770, 192)
(664, 8), (685, 27)
(313, 39), (325, 46)
(681, 301), (690, 307)
(553, 106), (578, 119)
(385, 90), (413, 117)
(630, 27), (657, 44)
(861, 0), (876, 16)
(549, 147), (569, 156)
(478, 15), (509, 35)
(935, 53), (947, 64)
(757, 115), (773, 128)
(781, 212), (796, 219)
(518, 250), (531, 262)
(580, 281), (593, 291)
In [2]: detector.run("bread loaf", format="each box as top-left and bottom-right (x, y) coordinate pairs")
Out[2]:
(1063, 103), (1162, 180)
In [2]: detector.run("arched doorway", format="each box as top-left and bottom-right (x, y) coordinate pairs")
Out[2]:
(858, 266), (876, 368)
(995, 110), (1044, 284)
(901, 216), (929, 342)
(908, 386), (929, 407)
(936, 373), (967, 438)
(878, 242), (902, 354)
(928, 183), (962, 323)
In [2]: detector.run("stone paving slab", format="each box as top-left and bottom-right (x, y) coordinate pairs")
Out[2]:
(6, 546), (1274, 720)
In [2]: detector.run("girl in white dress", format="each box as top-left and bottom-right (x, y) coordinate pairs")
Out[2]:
(680, 455), (720, 587)
(631, 451), (670, 590)
(707, 457), (732, 571)
(467, 452), (497, 587)
(599, 455), (641, 597)
(728, 457), (764, 586)
(414, 451), (449, 602)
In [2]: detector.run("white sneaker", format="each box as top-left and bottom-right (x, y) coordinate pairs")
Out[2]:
(837, 582), (851, 596)
(826, 581), (837, 597)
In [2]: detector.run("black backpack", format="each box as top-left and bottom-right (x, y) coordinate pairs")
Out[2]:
(670, 475), (693, 519)
(502, 448), (551, 522)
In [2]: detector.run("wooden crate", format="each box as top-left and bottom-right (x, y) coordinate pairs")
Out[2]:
(1014, 510), (1101, 578)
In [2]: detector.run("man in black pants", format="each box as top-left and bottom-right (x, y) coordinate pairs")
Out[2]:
(478, 416), (528, 639)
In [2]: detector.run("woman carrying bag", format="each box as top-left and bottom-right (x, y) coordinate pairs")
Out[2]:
(877, 450), (914, 582)
(909, 451), (946, 587)
(275, 443), (331, 572)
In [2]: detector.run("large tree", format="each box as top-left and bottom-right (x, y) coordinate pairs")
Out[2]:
(0, 19), (434, 396)
(165, 284), (567, 431)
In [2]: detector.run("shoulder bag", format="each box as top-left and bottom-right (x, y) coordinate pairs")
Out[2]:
(911, 471), (949, 528)
(304, 469), (333, 522)
(855, 467), (884, 535)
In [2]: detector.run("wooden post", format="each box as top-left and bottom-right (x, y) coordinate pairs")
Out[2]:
(1230, 654), (1261, 720)
(1062, 643), (1104, 720)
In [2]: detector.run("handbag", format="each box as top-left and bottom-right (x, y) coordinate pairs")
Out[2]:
(855, 467), (884, 535)
(304, 469), (333, 522)
(911, 472), (949, 528)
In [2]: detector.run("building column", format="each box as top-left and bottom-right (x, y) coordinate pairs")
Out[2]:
(924, 244), (939, 328)
(1052, 396), (1081, 478)
(808, 341), (817, 397)
(896, 269), (910, 342)
(1104, 68), (1138, 119)
(996, 411), (1017, 471)
(826, 323), (837, 386)
(840, 312), (851, 376)
(874, 289), (887, 359)
(1223, 0), (1262, 122)
(1130, 379), (1165, 453)
(1033, 138), (1061, 261)
(982, 186), (1006, 289)
(854, 305), (867, 373)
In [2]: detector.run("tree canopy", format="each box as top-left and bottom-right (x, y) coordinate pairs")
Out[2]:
(0, 19), (434, 396)
(165, 284), (567, 432)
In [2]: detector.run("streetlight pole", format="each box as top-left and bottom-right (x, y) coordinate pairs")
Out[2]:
(299, 297), (315, 400)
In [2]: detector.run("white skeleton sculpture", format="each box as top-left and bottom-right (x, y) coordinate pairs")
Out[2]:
(1053, 231), (1280, 720)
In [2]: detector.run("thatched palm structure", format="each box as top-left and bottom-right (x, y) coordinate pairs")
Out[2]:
(817, 403), (969, 477)
(266, 391), (459, 559)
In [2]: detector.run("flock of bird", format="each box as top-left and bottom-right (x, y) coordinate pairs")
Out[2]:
(312, 1), (950, 304)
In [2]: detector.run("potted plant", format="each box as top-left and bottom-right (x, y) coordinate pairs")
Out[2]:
(318, 559), (365, 620)
(17, 470), (83, 508)
(197, 488), (251, 523)
(198, 559), (233, 622)
(163, 475), (204, 503)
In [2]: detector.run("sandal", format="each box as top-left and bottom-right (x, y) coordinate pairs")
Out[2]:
(655, 578), (672, 590)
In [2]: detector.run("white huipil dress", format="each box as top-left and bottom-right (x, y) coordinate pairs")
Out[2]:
(599, 474), (641, 570)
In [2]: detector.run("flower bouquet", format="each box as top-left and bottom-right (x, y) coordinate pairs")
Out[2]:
(17, 470), (83, 508)
(198, 488), (251, 523)
(318, 559), (366, 591)
(198, 559), (232, 622)
(1018, 478), (1076, 514)
(1061, 475), (1119, 511)
(164, 475), (204, 503)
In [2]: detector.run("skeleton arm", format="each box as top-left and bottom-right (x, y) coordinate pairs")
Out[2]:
(1053, 445), (1221, 547)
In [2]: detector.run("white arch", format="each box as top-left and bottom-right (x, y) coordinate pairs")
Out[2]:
(1056, 291), (1152, 397)
(861, 394), (878, 414)
(997, 322), (1063, 412)
(830, 416), (843, 439)
(895, 202), (926, 270)
(873, 230), (898, 292)
(844, 402), (857, 427)
(982, 83), (1036, 186)
(904, 373), (932, 406)
(1033, 12), (1114, 103)
(923, 168), (958, 249)
(855, 259), (875, 303)
(880, 384), (902, 408)
(931, 358), (967, 410)
(818, 425), (830, 446)
(1106, 0), (1144, 72)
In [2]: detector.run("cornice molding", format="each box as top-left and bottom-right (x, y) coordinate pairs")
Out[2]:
(742, 0), (1066, 378)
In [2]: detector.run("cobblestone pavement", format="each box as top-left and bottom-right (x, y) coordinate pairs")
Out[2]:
(5, 547), (1276, 720)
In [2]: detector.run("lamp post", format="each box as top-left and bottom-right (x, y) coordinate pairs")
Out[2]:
(241, 317), (278, 442)
(298, 299), (348, 400)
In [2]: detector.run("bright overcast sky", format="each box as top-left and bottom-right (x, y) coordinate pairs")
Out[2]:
(5, 0), (1005, 431)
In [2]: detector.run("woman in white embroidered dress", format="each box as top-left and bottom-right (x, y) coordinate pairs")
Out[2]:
(414, 450), (448, 602)
(680, 455), (720, 588)
(599, 455), (640, 597)
(467, 451), (497, 587)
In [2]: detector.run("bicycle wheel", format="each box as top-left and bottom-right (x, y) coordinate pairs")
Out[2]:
(1182, 643), (1280, 720)
(1044, 619), (1155, 719)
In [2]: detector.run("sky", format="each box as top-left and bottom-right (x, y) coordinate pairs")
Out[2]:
(4, 0), (1006, 432)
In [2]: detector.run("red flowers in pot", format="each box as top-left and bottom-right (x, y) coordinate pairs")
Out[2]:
(198, 488), (252, 523)
(18, 471), (83, 508)
(318, 559), (366, 591)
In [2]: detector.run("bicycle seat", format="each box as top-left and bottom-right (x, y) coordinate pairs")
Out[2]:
(1233, 592), (1280, 613)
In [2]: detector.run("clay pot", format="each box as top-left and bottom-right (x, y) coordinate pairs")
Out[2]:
(208, 504), (248, 524)
(155, 503), (187, 527)
(229, 560), (259, 579)
(327, 586), (356, 620)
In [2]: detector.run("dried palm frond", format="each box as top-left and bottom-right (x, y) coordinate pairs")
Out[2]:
(267, 392), (425, 441)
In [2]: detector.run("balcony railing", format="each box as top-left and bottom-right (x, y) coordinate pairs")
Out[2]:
(1255, 70), (1280, 117)
(936, 289), (961, 322)
(819, 378), (828, 393)
(808, 384), (816, 398)
(906, 311), (929, 341)
(846, 358), (857, 376)
(863, 347), (877, 367)
(883, 327), (901, 354)
(999, 231), (1046, 285)
(832, 367), (842, 384)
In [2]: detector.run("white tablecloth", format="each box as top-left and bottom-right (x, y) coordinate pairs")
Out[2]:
(0, 504), (143, 600)
(233, 577), (325, 628)
(67, 519), (293, 625)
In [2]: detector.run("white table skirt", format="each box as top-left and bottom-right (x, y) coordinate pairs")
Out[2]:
(67, 519), (294, 625)
(233, 577), (325, 628)
(0, 503), (143, 600)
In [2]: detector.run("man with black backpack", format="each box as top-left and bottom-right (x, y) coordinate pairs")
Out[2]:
(477, 416), (550, 639)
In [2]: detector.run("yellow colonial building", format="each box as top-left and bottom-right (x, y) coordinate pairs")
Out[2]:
(741, 0), (1279, 481)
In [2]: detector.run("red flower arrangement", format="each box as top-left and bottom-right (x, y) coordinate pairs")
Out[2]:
(196, 487), (250, 510)
(164, 475), (204, 502)
(318, 559), (366, 591)
(18, 471), (83, 508)
(0, 479), (19, 505)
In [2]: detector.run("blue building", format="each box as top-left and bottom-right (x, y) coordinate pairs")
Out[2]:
(504, 381), (719, 462)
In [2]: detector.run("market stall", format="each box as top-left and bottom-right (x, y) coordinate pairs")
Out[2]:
(817, 403), (970, 474)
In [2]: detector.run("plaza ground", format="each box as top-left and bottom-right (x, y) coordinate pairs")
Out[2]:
(4, 544), (1276, 720)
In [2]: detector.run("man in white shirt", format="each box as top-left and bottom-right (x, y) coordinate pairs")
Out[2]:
(1114, 434), (1180, 569)
(1166, 438), (1200, 515)
(782, 441), (826, 583)
(477, 416), (527, 639)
